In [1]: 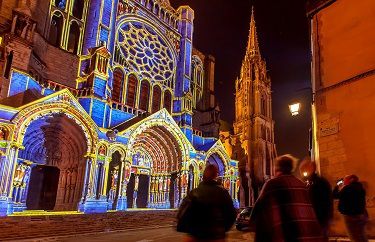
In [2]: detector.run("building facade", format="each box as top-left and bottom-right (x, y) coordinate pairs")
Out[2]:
(0, 0), (239, 216)
(232, 10), (277, 207)
(308, 0), (375, 236)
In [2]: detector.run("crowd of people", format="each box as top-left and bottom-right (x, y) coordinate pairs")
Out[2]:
(176, 155), (369, 242)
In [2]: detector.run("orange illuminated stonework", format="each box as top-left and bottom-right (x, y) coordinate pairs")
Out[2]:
(308, 0), (375, 237)
(225, 9), (277, 207)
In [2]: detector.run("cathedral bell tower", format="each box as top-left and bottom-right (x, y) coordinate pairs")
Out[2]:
(233, 8), (277, 207)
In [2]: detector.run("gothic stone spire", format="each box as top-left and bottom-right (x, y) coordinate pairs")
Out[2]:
(246, 7), (260, 57)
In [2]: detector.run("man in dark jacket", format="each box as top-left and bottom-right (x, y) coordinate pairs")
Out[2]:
(300, 160), (333, 239)
(333, 175), (368, 242)
(177, 164), (236, 242)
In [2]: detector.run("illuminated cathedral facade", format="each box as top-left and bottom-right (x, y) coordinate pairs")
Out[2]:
(231, 10), (277, 207)
(0, 0), (239, 216)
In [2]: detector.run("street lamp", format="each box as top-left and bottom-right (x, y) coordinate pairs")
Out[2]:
(289, 102), (301, 116)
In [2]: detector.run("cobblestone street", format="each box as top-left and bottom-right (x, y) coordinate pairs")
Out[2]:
(13, 227), (253, 242)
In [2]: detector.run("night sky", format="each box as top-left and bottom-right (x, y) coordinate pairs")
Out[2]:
(171, 0), (312, 159)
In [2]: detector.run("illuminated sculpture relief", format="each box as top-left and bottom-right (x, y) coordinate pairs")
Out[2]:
(0, 127), (7, 140)
(108, 166), (119, 200)
(117, 22), (176, 86)
(132, 152), (151, 168)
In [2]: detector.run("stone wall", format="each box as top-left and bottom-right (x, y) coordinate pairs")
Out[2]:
(0, 210), (177, 241)
(311, 0), (375, 237)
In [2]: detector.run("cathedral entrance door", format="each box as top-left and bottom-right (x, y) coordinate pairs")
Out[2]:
(17, 113), (89, 211)
(26, 165), (60, 210)
(126, 174), (135, 208)
(136, 175), (149, 208)
(169, 173), (177, 209)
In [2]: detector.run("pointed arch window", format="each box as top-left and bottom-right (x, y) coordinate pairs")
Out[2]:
(139, 80), (150, 111)
(152, 85), (161, 113)
(49, 12), (64, 47)
(72, 0), (84, 19)
(112, 68), (124, 103)
(126, 75), (138, 108)
(67, 21), (80, 54)
(164, 90), (172, 114)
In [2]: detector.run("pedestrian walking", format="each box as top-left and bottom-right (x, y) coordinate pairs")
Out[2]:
(300, 159), (333, 239)
(250, 154), (324, 242)
(333, 174), (368, 242)
(176, 164), (237, 242)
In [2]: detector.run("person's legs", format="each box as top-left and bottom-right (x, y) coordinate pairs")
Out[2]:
(343, 215), (368, 242)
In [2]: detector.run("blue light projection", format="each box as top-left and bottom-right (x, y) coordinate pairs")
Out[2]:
(0, 1), (239, 216)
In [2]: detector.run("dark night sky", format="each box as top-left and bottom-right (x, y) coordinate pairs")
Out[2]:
(171, 0), (312, 159)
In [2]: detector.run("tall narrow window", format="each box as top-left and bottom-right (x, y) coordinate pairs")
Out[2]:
(126, 75), (138, 108)
(72, 0), (84, 19)
(67, 21), (80, 54)
(164, 90), (172, 114)
(49, 13), (64, 47)
(139, 80), (150, 111)
(112, 68), (124, 103)
(152, 85), (161, 113)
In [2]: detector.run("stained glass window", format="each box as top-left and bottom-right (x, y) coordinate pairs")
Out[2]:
(164, 90), (172, 113)
(126, 75), (138, 108)
(152, 86), (161, 113)
(112, 69), (124, 103)
(139, 80), (150, 111)
(117, 21), (176, 85)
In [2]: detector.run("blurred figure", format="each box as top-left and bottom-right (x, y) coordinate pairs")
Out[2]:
(300, 159), (333, 239)
(250, 154), (324, 242)
(176, 164), (236, 242)
(333, 174), (368, 242)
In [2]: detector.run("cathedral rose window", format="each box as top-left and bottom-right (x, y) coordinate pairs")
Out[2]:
(117, 21), (176, 85)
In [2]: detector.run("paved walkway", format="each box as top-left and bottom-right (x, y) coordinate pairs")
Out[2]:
(8, 227), (253, 242)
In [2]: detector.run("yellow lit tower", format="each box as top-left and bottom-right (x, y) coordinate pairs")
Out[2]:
(233, 8), (277, 207)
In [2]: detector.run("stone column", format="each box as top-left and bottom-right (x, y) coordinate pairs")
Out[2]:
(101, 158), (111, 197)
(180, 171), (188, 200)
(12, 162), (31, 212)
(175, 173), (180, 207)
(159, 176), (163, 207)
(79, 154), (109, 213)
(161, 176), (166, 208)
(116, 160), (126, 210)
(80, 156), (94, 201)
(99, 161), (107, 198)
(148, 176), (153, 208)
(146, 175), (151, 208)
(0, 144), (21, 216)
(194, 171), (199, 189)
(165, 175), (170, 208)
(132, 174), (139, 208)
(154, 176), (159, 207)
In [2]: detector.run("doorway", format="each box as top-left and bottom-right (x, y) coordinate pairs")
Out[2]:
(136, 175), (149, 208)
(26, 165), (60, 210)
